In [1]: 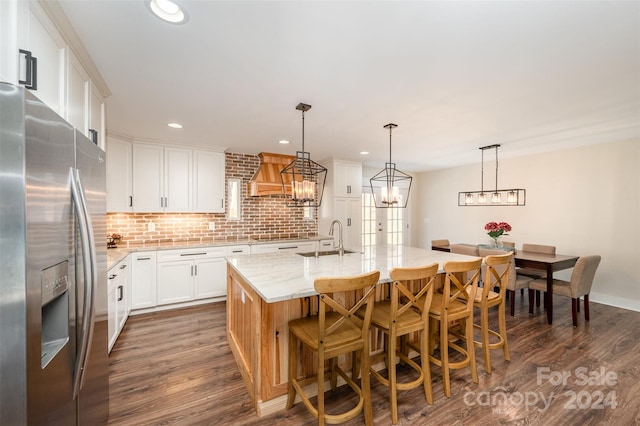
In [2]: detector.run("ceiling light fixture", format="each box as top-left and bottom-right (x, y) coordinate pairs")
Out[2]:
(167, 122), (183, 129)
(459, 144), (526, 206)
(278, 140), (290, 144)
(280, 103), (327, 207)
(147, 0), (188, 24)
(370, 123), (412, 208)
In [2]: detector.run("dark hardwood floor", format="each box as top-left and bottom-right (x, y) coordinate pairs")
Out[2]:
(107, 296), (640, 425)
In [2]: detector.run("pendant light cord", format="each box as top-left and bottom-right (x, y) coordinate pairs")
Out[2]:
(495, 145), (499, 192)
(481, 148), (484, 193)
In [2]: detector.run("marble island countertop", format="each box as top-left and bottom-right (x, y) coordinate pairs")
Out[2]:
(225, 245), (477, 303)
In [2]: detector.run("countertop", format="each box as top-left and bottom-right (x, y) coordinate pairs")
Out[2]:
(225, 245), (478, 303)
(106, 235), (333, 270)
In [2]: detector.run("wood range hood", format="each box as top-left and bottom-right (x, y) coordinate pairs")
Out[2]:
(248, 152), (295, 197)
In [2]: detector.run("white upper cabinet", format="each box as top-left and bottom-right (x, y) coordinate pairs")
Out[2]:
(66, 49), (88, 133)
(89, 80), (105, 148)
(19, 1), (66, 116)
(163, 147), (192, 212)
(193, 150), (225, 213)
(106, 136), (133, 212)
(1, 0), (109, 143)
(333, 160), (363, 198)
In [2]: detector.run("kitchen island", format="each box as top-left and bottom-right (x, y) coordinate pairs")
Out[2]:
(225, 245), (475, 416)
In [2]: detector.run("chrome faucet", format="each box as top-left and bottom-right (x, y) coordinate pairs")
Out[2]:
(329, 219), (344, 256)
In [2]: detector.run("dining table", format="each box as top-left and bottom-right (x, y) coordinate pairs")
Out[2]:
(431, 243), (579, 325)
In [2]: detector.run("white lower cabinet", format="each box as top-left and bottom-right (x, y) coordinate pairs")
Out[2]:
(131, 251), (157, 310)
(155, 246), (237, 306)
(107, 257), (130, 353)
(250, 241), (317, 254)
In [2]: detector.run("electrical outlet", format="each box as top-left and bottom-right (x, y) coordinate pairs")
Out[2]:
(208, 222), (215, 231)
(148, 222), (155, 232)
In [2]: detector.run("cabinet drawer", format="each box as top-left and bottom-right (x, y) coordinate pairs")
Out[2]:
(227, 245), (250, 255)
(157, 247), (226, 262)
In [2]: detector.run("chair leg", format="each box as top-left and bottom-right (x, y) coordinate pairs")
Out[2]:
(317, 349), (325, 426)
(286, 332), (297, 409)
(577, 297), (580, 312)
(509, 290), (515, 316)
(389, 330), (398, 424)
(584, 294), (590, 321)
(466, 317), (478, 384)
(440, 318), (451, 397)
(330, 358), (337, 391)
(536, 290), (541, 307)
(498, 302), (510, 362)
(528, 289), (535, 314)
(571, 299), (578, 327)
(481, 304), (491, 374)
(421, 325), (433, 405)
(361, 342), (373, 426)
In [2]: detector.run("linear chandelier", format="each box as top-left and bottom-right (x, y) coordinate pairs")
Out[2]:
(370, 123), (412, 208)
(458, 144), (526, 206)
(280, 103), (327, 207)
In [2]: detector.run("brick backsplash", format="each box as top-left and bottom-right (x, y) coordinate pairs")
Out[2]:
(107, 152), (318, 244)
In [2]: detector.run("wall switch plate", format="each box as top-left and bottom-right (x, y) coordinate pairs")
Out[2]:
(148, 222), (155, 232)
(208, 222), (215, 231)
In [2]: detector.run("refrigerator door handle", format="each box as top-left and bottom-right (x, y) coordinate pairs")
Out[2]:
(69, 168), (97, 400)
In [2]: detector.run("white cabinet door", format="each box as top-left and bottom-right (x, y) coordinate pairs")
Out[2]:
(193, 257), (227, 299)
(164, 147), (192, 212)
(131, 252), (157, 310)
(107, 271), (118, 352)
(334, 198), (362, 250)
(106, 136), (133, 212)
(89, 80), (105, 149)
(132, 144), (164, 212)
(334, 161), (362, 198)
(193, 150), (225, 213)
(115, 260), (130, 332)
(20, 3), (66, 116)
(66, 50), (88, 135)
(157, 260), (194, 306)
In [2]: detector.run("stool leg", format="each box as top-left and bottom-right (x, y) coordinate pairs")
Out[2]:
(389, 330), (398, 424)
(499, 301), (510, 362)
(481, 303), (491, 374)
(441, 318), (451, 397)
(361, 340), (373, 426)
(317, 348), (325, 426)
(286, 332), (297, 409)
(421, 324), (433, 405)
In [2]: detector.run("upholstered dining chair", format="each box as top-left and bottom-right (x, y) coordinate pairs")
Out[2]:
(361, 264), (438, 424)
(479, 248), (533, 316)
(286, 270), (380, 426)
(528, 255), (601, 327)
(518, 243), (556, 279)
(428, 258), (482, 397)
(431, 239), (449, 247)
(502, 241), (516, 248)
(450, 244), (479, 257)
(473, 252), (512, 374)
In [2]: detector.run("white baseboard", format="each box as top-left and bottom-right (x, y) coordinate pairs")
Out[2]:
(590, 292), (640, 312)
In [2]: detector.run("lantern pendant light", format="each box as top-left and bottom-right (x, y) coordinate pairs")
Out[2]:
(280, 103), (327, 207)
(369, 123), (412, 208)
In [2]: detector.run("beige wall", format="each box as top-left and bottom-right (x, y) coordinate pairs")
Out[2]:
(415, 139), (640, 311)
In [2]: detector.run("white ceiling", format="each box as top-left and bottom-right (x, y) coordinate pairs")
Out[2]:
(59, 0), (640, 172)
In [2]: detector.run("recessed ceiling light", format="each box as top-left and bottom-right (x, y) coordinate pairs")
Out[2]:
(147, 0), (189, 24)
(168, 122), (183, 129)
(279, 140), (290, 144)
(360, 151), (369, 155)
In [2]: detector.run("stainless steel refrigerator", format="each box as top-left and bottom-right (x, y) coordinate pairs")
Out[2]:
(0, 83), (109, 425)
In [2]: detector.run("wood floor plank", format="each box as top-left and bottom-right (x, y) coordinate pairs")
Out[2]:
(108, 297), (640, 425)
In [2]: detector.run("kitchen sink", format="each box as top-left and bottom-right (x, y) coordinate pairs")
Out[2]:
(297, 249), (357, 257)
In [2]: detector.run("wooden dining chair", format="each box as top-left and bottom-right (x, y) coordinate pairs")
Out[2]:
(431, 239), (450, 247)
(365, 264), (438, 424)
(479, 248), (532, 316)
(286, 270), (380, 426)
(502, 241), (516, 248)
(428, 258), (481, 397)
(473, 252), (512, 373)
(528, 256), (601, 327)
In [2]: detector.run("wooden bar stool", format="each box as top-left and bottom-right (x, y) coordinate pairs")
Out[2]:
(428, 258), (481, 397)
(366, 263), (438, 424)
(286, 270), (380, 426)
(473, 252), (512, 374)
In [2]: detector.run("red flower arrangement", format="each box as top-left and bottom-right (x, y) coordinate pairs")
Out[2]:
(485, 221), (512, 239)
